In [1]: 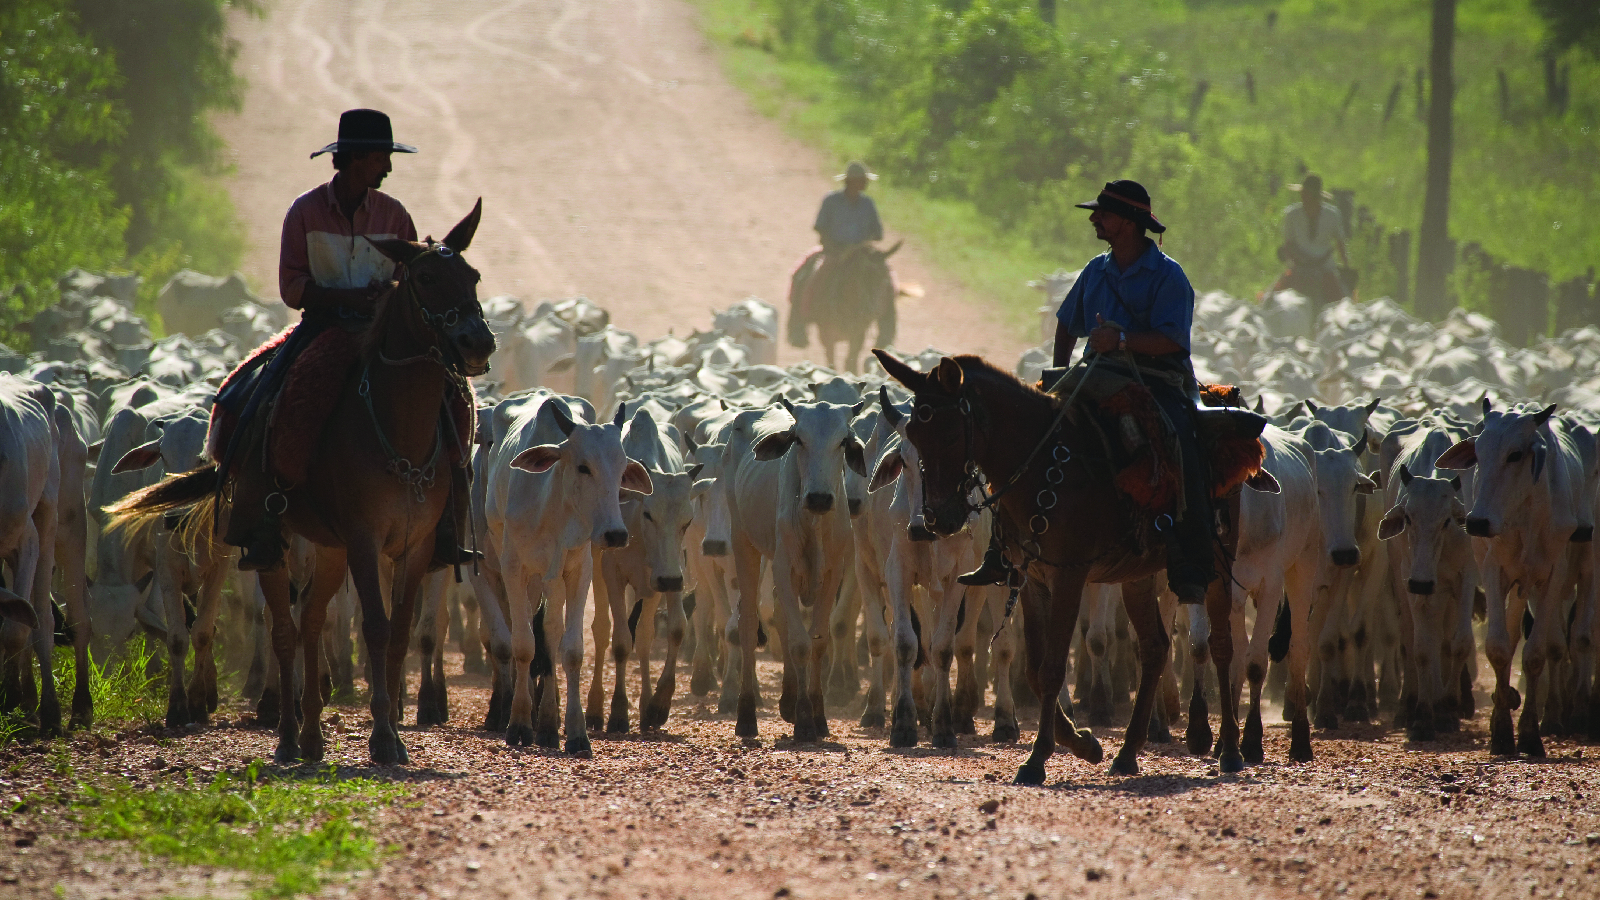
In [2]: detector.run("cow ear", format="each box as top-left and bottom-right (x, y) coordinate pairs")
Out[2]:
(850, 399), (867, 418)
(752, 431), (796, 461)
(0, 586), (38, 630)
(1365, 397), (1382, 414)
(1532, 403), (1558, 429)
(1252, 396), (1265, 415)
(1244, 469), (1280, 493)
(1435, 437), (1478, 470)
(686, 463), (704, 480)
(879, 385), (903, 428)
(844, 435), (867, 477)
(112, 439), (164, 474)
(443, 198), (484, 253)
(1449, 475), (1461, 491)
(932, 358), (963, 395)
(870, 451), (904, 492)
(1481, 395), (1492, 417)
(691, 477), (714, 500)
(510, 444), (562, 473)
(1356, 472), (1379, 495)
(872, 349), (927, 394)
(87, 439), (104, 463)
(371, 239), (427, 266)
(1377, 504), (1407, 541)
(620, 460), (654, 495)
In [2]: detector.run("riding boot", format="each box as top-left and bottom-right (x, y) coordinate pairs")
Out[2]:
(957, 534), (1020, 587)
(430, 465), (481, 572)
(224, 468), (287, 572)
(1151, 384), (1217, 605)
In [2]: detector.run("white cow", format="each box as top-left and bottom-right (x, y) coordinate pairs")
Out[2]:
(727, 399), (866, 740)
(496, 312), (577, 395)
(1437, 399), (1586, 757)
(481, 392), (652, 753)
(713, 297), (779, 366)
(0, 377), (64, 734)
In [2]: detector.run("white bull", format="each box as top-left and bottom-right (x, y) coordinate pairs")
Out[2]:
(0, 378), (64, 734)
(481, 392), (652, 753)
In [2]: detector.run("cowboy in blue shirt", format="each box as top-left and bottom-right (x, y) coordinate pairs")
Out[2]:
(962, 180), (1214, 604)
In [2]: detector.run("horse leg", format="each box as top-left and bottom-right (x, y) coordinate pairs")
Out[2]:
(1109, 577), (1168, 776)
(1184, 602), (1214, 755)
(259, 567), (301, 763)
(381, 550), (430, 765)
(1016, 567), (1091, 785)
(346, 542), (401, 764)
(295, 548), (346, 762)
(1206, 573), (1245, 773)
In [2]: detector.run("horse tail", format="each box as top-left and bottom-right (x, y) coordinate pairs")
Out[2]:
(174, 493), (222, 563)
(104, 464), (219, 537)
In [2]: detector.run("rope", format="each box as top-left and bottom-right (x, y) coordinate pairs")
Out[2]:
(972, 351), (1101, 513)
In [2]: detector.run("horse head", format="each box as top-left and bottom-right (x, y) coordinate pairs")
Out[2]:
(371, 199), (497, 377)
(871, 347), (978, 537)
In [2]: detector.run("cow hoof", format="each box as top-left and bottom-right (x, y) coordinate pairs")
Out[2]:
(274, 742), (302, 765)
(859, 709), (886, 729)
(1436, 713), (1460, 734)
(691, 668), (717, 697)
(1147, 715), (1173, 745)
(506, 723), (535, 748)
(1489, 719), (1516, 756)
(1185, 721), (1214, 757)
(645, 701), (671, 730)
(955, 715), (977, 736)
(1108, 750), (1140, 776)
(1316, 710), (1340, 731)
(369, 731), (401, 766)
(792, 721), (820, 744)
(930, 731), (957, 750)
(585, 714), (604, 732)
(1013, 762), (1047, 786)
(1069, 729), (1105, 765)
(165, 705), (190, 730)
(1407, 721), (1437, 742)
(992, 720), (1020, 744)
(535, 725), (561, 749)
(1517, 732), (1546, 758)
(565, 734), (593, 758)
(1218, 750), (1246, 774)
(889, 720), (918, 748)
(717, 691), (738, 715)
(1289, 717), (1312, 762)
(606, 712), (629, 734)
(301, 736), (326, 763)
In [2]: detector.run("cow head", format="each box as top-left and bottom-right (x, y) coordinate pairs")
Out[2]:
(1311, 445), (1379, 568)
(752, 398), (867, 516)
(1377, 464), (1467, 594)
(1436, 402), (1557, 538)
(511, 399), (653, 548)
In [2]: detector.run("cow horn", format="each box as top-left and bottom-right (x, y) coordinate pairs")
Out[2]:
(614, 402), (627, 427)
(549, 400), (577, 436)
(779, 396), (798, 417)
(880, 385), (903, 427)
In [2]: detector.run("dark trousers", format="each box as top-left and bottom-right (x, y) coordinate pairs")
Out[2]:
(1149, 382), (1215, 595)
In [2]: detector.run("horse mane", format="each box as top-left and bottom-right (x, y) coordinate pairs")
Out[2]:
(951, 354), (1053, 408)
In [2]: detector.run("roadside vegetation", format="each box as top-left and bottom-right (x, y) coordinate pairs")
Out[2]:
(0, 0), (251, 345)
(696, 0), (1599, 328)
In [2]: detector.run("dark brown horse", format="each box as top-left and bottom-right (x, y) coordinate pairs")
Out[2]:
(812, 241), (900, 373)
(873, 349), (1246, 784)
(109, 202), (496, 766)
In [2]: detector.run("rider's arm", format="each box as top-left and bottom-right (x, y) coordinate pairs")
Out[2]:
(300, 283), (384, 313)
(866, 197), (883, 243)
(1052, 320), (1077, 368)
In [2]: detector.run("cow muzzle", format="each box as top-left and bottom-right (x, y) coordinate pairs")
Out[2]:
(603, 529), (630, 548)
(655, 575), (684, 593)
(804, 492), (835, 513)
(1330, 547), (1360, 567)
(1407, 578), (1435, 596)
(1465, 517), (1493, 538)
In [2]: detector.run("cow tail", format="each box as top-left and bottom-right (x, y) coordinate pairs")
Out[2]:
(531, 599), (554, 679)
(627, 598), (645, 642)
(909, 605), (927, 669)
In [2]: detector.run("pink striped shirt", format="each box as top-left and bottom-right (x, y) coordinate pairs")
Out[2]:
(278, 180), (417, 310)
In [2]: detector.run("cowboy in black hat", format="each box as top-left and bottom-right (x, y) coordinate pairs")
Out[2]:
(223, 109), (474, 572)
(960, 180), (1215, 605)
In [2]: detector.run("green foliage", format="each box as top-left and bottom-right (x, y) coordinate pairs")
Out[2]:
(1532, 0), (1600, 58)
(710, 0), (1600, 320)
(75, 760), (402, 898)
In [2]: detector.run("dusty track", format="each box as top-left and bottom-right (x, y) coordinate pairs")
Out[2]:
(212, 0), (1031, 363)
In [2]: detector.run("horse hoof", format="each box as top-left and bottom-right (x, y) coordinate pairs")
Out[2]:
(645, 702), (671, 730)
(566, 734), (594, 758)
(735, 697), (759, 738)
(859, 709), (886, 729)
(1070, 729), (1105, 765)
(1013, 763), (1047, 786)
(1290, 718), (1312, 763)
(1185, 724), (1213, 757)
(1241, 715), (1264, 764)
(1218, 751), (1245, 774)
(1108, 751), (1140, 776)
(992, 721), (1020, 744)
(506, 723), (535, 748)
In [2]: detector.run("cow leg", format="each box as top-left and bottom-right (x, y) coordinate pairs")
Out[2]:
(634, 590), (660, 730)
(951, 587), (985, 736)
(1407, 592), (1445, 742)
(1241, 573), (1284, 765)
(469, 564), (514, 733)
(646, 590), (685, 730)
(885, 543), (921, 747)
(461, 592), (485, 675)
(1084, 586), (1117, 728)
(1480, 561), (1520, 756)
(1520, 560), (1569, 758)
(556, 554), (594, 757)
(23, 516), (63, 737)
(924, 576), (963, 750)
(1184, 603), (1214, 756)
(731, 538), (764, 737)
(415, 573), (449, 727)
(55, 511), (92, 730)
(1282, 559), (1319, 762)
(295, 548), (345, 762)
(1148, 588), (1180, 745)
(771, 543), (815, 742)
(186, 554), (228, 720)
(687, 549), (720, 697)
(826, 571), (861, 706)
(599, 559), (632, 734)
(989, 593), (1020, 743)
(258, 566), (301, 763)
(1110, 577), (1168, 776)
(857, 559), (890, 730)
(717, 568), (742, 714)
(146, 535), (192, 730)
(1312, 565), (1353, 728)
(1205, 571), (1245, 773)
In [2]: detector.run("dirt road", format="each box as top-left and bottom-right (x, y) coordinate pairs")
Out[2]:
(213, 0), (1033, 363)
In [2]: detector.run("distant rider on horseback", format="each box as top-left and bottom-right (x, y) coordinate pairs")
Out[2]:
(960, 180), (1215, 605)
(787, 161), (896, 358)
(223, 109), (475, 573)
(1272, 173), (1348, 315)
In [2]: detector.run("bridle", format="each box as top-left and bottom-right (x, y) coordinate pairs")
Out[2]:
(376, 244), (488, 379)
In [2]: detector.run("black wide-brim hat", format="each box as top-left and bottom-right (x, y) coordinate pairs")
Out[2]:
(1075, 179), (1165, 233)
(310, 108), (418, 159)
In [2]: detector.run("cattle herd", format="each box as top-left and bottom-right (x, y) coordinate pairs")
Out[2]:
(2, 267), (1598, 780)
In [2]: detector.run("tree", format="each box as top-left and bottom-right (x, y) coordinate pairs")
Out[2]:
(1532, 0), (1600, 58)
(1414, 0), (1455, 319)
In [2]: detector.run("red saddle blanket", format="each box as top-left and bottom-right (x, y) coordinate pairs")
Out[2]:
(1099, 383), (1266, 515)
(208, 326), (472, 487)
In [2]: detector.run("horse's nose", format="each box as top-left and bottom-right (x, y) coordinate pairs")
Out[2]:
(603, 529), (630, 548)
(804, 492), (834, 513)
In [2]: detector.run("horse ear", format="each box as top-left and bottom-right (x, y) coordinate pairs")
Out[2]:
(872, 349), (928, 394)
(443, 198), (484, 253)
(371, 239), (427, 266)
(932, 358), (963, 396)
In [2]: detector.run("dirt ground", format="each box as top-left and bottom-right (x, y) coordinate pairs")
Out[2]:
(5, 650), (1600, 900)
(211, 0), (1034, 363)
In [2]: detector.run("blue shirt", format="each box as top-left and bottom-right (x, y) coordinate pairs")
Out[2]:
(814, 191), (884, 246)
(1056, 241), (1195, 354)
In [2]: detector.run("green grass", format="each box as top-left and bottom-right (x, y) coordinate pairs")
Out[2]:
(73, 760), (404, 899)
(696, 0), (1061, 335)
(1, 641), (166, 748)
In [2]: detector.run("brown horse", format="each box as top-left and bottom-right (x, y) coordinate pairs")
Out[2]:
(811, 242), (900, 373)
(109, 202), (496, 766)
(873, 349), (1246, 784)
